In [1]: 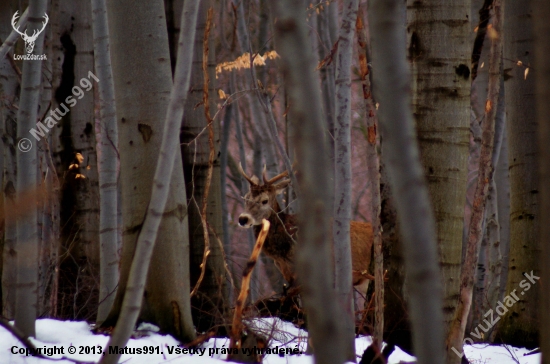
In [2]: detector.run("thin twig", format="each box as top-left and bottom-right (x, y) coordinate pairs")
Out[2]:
(191, 7), (215, 297)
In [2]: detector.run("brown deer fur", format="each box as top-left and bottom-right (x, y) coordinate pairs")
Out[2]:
(237, 165), (374, 296)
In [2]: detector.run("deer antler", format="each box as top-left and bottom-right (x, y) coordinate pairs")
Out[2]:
(262, 161), (297, 185)
(238, 162), (258, 186)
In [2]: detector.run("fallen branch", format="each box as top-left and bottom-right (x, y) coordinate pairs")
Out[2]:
(230, 219), (270, 350)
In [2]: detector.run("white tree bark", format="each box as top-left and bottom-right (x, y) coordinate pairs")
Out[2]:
(14, 0), (48, 337)
(91, 0), (120, 323)
(0, 0), (21, 320)
(368, 0), (445, 363)
(406, 0), (472, 339)
(100, 1), (199, 363)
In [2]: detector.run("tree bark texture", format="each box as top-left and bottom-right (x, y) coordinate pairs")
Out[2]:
(14, 0), (48, 337)
(102, 0), (196, 342)
(498, 0), (540, 347)
(181, 0), (228, 332)
(406, 0), (471, 334)
(99, 1), (199, 362)
(333, 0), (359, 360)
(369, 0), (446, 362)
(0, 0), (21, 320)
(91, 0), (120, 323)
(272, 1), (350, 363)
(533, 0), (550, 361)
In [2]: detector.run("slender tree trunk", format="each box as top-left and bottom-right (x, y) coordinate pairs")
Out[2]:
(333, 0), (358, 360)
(497, 0), (540, 347)
(0, 0), (20, 320)
(102, 0), (195, 342)
(70, 0), (101, 318)
(317, 1), (337, 156)
(406, 0), (471, 337)
(495, 122), (510, 306)
(272, 1), (349, 363)
(357, 4), (383, 343)
(15, 0), (48, 337)
(36, 15), (57, 318)
(369, 0), (445, 363)
(181, 0), (228, 332)
(91, 0), (120, 323)
(468, 78), (505, 339)
(446, 1), (502, 360)
(533, 0), (550, 361)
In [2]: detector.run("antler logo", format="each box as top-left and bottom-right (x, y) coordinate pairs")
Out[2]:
(11, 11), (49, 54)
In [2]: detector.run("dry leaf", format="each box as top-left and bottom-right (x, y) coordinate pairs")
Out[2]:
(69, 163), (78, 170)
(485, 99), (492, 113)
(367, 126), (376, 144)
(474, 26), (479, 32)
(75, 174), (86, 179)
(75, 152), (84, 164)
(480, 62), (484, 68)
(218, 89), (227, 99)
(517, 60), (523, 66)
(487, 27), (498, 40)
(216, 51), (279, 77)
(524, 67), (529, 80)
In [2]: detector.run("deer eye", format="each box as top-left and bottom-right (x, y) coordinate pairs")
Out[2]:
(261, 199), (269, 205)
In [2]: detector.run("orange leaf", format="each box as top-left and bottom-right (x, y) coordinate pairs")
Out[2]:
(485, 99), (492, 113)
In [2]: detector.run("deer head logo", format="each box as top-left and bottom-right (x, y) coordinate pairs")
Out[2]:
(11, 11), (49, 54)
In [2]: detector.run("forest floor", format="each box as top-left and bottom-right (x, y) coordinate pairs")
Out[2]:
(0, 317), (540, 363)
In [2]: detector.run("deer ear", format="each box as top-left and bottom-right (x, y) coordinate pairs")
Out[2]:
(273, 179), (291, 194)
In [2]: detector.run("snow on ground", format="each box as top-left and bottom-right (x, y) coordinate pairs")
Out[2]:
(0, 318), (541, 363)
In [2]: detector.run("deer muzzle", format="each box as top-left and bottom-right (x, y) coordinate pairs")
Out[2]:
(238, 213), (254, 228)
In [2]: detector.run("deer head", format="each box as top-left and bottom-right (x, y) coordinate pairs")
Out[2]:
(237, 164), (291, 228)
(12, 11), (49, 54)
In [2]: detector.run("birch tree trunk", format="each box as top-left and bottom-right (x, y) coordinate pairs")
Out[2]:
(70, 0), (100, 317)
(333, 0), (358, 360)
(102, 0), (196, 342)
(533, 0), (550, 360)
(498, 0), (540, 347)
(91, 0), (119, 323)
(99, 2), (199, 362)
(272, 1), (349, 363)
(406, 0), (471, 335)
(0, 0), (20, 320)
(369, 0), (445, 362)
(14, 0), (48, 337)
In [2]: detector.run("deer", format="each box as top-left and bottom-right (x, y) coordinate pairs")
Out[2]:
(237, 164), (374, 299)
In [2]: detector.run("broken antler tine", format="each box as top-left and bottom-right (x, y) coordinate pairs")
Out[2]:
(238, 162), (257, 186)
(265, 169), (290, 185)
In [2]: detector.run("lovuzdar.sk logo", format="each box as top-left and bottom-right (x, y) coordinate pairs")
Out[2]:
(11, 10), (49, 61)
